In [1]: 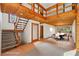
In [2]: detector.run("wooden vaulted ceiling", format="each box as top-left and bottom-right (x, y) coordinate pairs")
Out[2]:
(0, 3), (77, 26)
(46, 10), (76, 25)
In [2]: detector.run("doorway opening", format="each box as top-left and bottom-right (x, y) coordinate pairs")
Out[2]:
(40, 25), (43, 39)
(31, 23), (39, 42)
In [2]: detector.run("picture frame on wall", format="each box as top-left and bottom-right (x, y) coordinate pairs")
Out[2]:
(9, 14), (17, 23)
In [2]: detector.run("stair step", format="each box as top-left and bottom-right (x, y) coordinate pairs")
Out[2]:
(16, 27), (24, 29)
(17, 25), (25, 27)
(15, 19), (29, 30)
(2, 41), (16, 47)
(17, 23), (25, 25)
(19, 19), (28, 21)
(2, 35), (15, 40)
(2, 32), (14, 34)
(2, 38), (16, 43)
(2, 44), (16, 50)
(2, 31), (16, 51)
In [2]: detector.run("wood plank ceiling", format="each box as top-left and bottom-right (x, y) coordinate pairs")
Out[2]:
(46, 10), (76, 25)
(0, 3), (76, 26)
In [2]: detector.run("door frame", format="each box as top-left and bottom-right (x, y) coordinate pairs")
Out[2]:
(31, 23), (39, 42)
(40, 25), (43, 38)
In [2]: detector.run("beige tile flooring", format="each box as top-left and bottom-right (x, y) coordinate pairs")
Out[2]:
(2, 38), (75, 56)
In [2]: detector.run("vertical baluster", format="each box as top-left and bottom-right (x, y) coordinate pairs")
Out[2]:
(32, 3), (35, 12)
(63, 4), (65, 13)
(56, 4), (58, 15)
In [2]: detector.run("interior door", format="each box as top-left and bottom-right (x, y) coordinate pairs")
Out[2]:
(32, 23), (39, 42)
(40, 25), (43, 38)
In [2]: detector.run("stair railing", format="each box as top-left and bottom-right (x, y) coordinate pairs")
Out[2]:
(14, 17), (29, 46)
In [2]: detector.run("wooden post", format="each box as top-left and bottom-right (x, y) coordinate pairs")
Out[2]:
(76, 4), (79, 51)
(63, 4), (65, 13)
(38, 4), (39, 14)
(46, 10), (47, 17)
(56, 4), (58, 15)
(32, 4), (35, 12)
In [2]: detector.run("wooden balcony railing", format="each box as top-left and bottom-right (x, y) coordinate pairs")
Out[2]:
(21, 3), (77, 17)
(21, 3), (47, 17)
(47, 3), (77, 16)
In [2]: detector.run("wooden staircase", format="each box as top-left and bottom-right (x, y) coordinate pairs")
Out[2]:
(2, 18), (29, 51)
(14, 18), (29, 46)
(2, 30), (16, 51)
(14, 18), (29, 30)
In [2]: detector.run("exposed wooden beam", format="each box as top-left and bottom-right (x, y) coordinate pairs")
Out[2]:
(46, 4), (57, 11)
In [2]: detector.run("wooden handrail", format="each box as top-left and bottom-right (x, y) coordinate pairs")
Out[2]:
(47, 10), (56, 15)
(36, 3), (46, 11)
(15, 32), (21, 46)
(46, 3), (67, 11)
(2, 30), (23, 32)
(57, 4), (72, 11)
(46, 4), (57, 11)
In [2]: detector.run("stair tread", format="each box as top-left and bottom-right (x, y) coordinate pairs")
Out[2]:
(2, 31), (16, 50)
(2, 41), (16, 46)
(15, 19), (28, 30)
(2, 44), (16, 50)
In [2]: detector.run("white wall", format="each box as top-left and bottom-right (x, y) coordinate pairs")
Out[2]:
(0, 11), (2, 55)
(72, 20), (76, 43)
(22, 19), (40, 44)
(22, 19), (32, 44)
(42, 24), (56, 38)
(2, 13), (14, 30)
